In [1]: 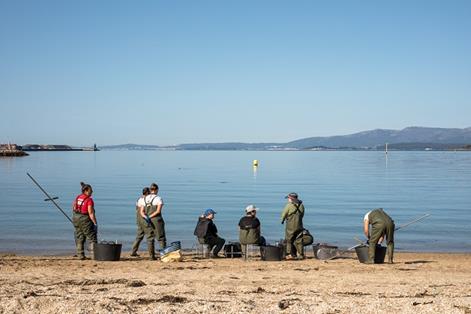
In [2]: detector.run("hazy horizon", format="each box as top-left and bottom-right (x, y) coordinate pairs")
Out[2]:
(7, 125), (470, 147)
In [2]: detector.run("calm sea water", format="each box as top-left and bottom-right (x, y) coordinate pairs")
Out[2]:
(1, 151), (470, 254)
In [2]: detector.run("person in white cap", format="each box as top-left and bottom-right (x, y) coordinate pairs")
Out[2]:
(239, 205), (266, 254)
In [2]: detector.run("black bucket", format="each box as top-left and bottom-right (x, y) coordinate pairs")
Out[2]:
(260, 245), (282, 261)
(94, 242), (122, 261)
(355, 245), (386, 264)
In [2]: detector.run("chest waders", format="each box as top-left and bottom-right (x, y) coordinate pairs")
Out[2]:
(72, 196), (97, 259)
(143, 196), (167, 259)
(131, 199), (145, 256)
(285, 203), (304, 256)
(368, 208), (395, 263)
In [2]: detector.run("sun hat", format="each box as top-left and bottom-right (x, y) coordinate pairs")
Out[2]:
(245, 205), (258, 213)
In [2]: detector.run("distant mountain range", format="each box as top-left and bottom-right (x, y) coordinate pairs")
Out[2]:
(101, 127), (471, 151)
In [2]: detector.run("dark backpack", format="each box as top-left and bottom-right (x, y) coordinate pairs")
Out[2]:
(194, 218), (210, 238)
(296, 229), (314, 246)
(224, 242), (243, 258)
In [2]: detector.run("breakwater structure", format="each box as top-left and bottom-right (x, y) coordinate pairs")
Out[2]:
(22, 143), (99, 152)
(0, 143), (29, 157)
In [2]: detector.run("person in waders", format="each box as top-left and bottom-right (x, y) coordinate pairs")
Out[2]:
(194, 209), (225, 258)
(239, 205), (266, 254)
(140, 183), (166, 260)
(364, 208), (395, 264)
(131, 187), (150, 257)
(281, 192), (305, 260)
(72, 182), (97, 260)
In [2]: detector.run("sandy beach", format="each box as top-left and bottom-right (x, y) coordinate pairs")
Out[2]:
(1, 251), (470, 314)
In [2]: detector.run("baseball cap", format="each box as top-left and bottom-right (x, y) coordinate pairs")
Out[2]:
(204, 208), (216, 216)
(245, 205), (258, 213)
(285, 192), (298, 199)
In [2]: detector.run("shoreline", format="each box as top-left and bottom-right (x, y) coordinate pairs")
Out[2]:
(1, 251), (470, 313)
(2, 248), (471, 257)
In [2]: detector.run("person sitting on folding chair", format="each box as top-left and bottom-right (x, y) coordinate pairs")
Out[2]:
(239, 205), (266, 258)
(194, 209), (225, 258)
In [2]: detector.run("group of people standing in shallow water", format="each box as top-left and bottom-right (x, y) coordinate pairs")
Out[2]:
(72, 182), (395, 264)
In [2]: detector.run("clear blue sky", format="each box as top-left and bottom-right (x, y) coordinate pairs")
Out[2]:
(1, 1), (470, 146)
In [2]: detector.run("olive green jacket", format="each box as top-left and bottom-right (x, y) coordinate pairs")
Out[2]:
(368, 208), (393, 226)
(239, 228), (261, 245)
(281, 201), (305, 237)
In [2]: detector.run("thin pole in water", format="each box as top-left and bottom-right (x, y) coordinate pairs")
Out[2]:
(26, 172), (73, 224)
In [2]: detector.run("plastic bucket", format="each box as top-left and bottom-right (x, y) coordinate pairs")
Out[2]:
(312, 243), (339, 259)
(94, 242), (122, 261)
(355, 245), (386, 264)
(260, 245), (282, 261)
(160, 246), (178, 256)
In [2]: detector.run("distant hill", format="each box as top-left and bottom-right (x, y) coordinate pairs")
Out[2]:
(284, 127), (471, 149)
(100, 127), (471, 151)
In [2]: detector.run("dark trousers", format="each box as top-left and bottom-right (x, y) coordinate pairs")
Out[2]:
(206, 235), (225, 256)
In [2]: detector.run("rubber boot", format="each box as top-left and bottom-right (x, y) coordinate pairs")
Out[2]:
(366, 242), (376, 264)
(90, 242), (96, 260)
(387, 243), (394, 264)
(148, 241), (156, 260)
(131, 240), (140, 256)
(76, 240), (85, 260)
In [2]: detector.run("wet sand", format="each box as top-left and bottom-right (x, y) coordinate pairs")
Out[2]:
(0, 251), (470, 313)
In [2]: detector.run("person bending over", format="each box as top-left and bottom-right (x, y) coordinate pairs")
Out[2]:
(364, 208), (395, 264)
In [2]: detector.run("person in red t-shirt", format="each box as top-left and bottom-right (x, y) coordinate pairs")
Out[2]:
(72, 182), (98, 260)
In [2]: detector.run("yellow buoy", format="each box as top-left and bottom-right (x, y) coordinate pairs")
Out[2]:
(253, 160), (259, 167)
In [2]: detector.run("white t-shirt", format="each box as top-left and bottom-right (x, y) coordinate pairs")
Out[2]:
(137, 194), (163, 207)
(364, 211), (371, 221)
(136, 197), (144, 207)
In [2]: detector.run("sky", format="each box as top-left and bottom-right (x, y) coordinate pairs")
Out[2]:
(1, 1), (470, 146)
